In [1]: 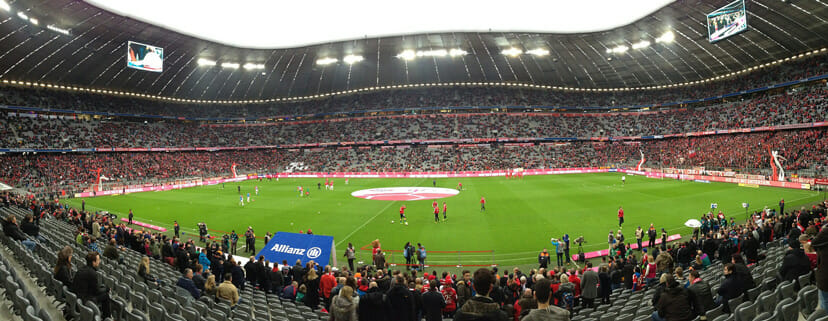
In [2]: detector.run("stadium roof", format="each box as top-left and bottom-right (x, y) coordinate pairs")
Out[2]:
(0, 0), (826, 101)
(83, 0), (676, 49)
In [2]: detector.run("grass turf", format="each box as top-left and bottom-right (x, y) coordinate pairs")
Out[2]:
(65, 173), (821, 267)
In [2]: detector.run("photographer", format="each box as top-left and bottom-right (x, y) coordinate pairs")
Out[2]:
(574, 236), (587, 263)
(198, 223), (208, 242)
(550, 238), (564, 267)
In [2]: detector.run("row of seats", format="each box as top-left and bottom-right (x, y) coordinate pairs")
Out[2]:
(568, 241), (823, 321)
(1, 204), (331, 321)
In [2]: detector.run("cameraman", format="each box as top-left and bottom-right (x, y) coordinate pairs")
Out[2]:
(550, 238), (564, 267)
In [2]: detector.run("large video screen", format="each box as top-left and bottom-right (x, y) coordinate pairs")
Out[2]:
(127, 41), (163, 72)
(707, 0), (748, 43)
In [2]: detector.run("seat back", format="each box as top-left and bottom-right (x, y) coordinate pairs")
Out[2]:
(779, 299), (800, 321)
(78, 301), (98, 321)
(778, 281), (796, 301)
(733, 301), (757, 321)
(799, 285), (818, 317)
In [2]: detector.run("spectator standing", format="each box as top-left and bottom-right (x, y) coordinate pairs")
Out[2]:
(521, 277), (570, 321)
(454, 268), (508, 321)
(422, 280), (446, 321)
(812, 225), (828, 310)
(538, 248), (550, 269)
(216, 273), (239, 306)
(580, 262), (599, 309)
(331, 285), (359, 321)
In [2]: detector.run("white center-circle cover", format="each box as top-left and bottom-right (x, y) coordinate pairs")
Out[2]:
(351, 187), (460, 201)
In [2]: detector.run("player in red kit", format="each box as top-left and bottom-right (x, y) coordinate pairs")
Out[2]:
(442, 202), (447, 221)
(433, 206), (440, 223)
(399, 205), (408, 225)
(618, 206), (624, 228)
(480, 197), (486, 212)
(457, 182), (463, 190)
(432, 200), (438, 211)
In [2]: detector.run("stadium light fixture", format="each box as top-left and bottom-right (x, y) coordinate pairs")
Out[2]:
(607, 45), (629, 54)
(526, 48), (550, 56)
(0, 0), (10, 11)
(29, 17), (38, 25)
(17, 12), (28, 20)
(396, 50), (416, 60)
(632, 40), (650, 49)
(655, 31), (674, 43)
(47, 25), (71, 35)
(449, 49), (467, 57)
(316, 57), (338, 65)
(243, 63), (265, 70)
(419, 49), (447, 57)
(501, 48), (523, 57)
(197, 58), (217, 66)
(343, 55), (363, 64)
(220, 62), (240, 69)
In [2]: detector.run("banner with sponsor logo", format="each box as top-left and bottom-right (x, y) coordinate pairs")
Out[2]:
(257, 232), (336, 267)
(617, 169), (810, 190)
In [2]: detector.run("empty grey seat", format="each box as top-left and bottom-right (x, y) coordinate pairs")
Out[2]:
(798, 273), (811, 289)
(161, 297), (181, 314)
(753, 312), (774, 321)
(78, 301), (99, 321)
(712, 314), (733, 321)
(778, 298), (799, 321)
(616, 314), (634, 321)
(148, 302), (166, 321)
(181, 307), (201, 321)
(25, 306), (44, 321)
(599, 312), (618, 321)
(807, 309), (828, 321)
(778, 281), (796, 301)
(733, 301), (757, 321)
(165, 313), (187, 321)
(799, 285), (819, 317)
(37, 308), (55, 321)
(130, 292), (149, 312)
(125, 310), (147, 321)
(757, 290), (778, 314)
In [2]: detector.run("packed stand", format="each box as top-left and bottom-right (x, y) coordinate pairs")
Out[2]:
(0, 53), (824, 119)
(1, 191), (827, 321)
(0, 84), (826, 150)
(1, 127), (826, 193)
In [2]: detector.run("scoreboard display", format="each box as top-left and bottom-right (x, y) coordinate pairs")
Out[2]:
(127, 41), (163, 72)
(707, 0), (748, 43)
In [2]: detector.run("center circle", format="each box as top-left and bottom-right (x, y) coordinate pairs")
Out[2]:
(350, 187), (460, 201)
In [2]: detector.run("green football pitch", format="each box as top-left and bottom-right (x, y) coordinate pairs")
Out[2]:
(65, 173), (821, 267)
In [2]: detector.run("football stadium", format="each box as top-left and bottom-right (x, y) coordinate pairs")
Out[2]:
(0, 1), (826, 321)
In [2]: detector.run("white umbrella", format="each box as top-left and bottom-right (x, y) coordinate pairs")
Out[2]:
(684, 219), (702, 228)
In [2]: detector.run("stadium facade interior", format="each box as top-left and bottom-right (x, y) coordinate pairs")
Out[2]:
(0, 0), (827, 321)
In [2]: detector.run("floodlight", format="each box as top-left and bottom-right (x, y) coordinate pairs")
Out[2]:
(343, 55), (363, 64)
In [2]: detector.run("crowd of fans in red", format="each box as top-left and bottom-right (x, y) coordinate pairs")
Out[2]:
(0, 126), (825, 194)
(0, 54), (825, 194)
(0, 84), (825, 149)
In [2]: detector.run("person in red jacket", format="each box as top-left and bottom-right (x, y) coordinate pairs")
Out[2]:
(442, 281), (458, 318)
(618, 206), (625, 228)
(480, 197), (486, 212)
(320, 265), (337, 309)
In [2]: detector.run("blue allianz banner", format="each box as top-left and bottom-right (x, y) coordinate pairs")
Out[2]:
(256, 232), (337, 267)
